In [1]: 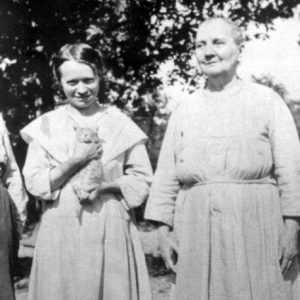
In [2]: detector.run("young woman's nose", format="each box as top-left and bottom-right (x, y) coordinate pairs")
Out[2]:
(76, 82), (88, 94)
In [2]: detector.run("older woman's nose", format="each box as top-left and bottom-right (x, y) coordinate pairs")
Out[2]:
(204, 44), (215, 57)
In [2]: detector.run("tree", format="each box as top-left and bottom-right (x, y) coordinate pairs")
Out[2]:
(1, 0), (298, 223)
(0, 0), (299, 164)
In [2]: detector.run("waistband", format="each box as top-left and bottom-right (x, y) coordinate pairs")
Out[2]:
(182, 177), (277, 188)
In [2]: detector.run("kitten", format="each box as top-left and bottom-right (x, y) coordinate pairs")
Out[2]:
(71, 126), (104, 219)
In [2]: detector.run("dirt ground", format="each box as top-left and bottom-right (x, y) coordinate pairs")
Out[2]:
(15, 275), (172, 300)
(15, 276), (172, 300)
(15, 223), (172, 300)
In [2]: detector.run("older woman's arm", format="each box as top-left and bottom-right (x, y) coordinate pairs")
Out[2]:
(269, 91), (300, 275)
(144, 112), (180, 228)
(144, 112), (181, 273)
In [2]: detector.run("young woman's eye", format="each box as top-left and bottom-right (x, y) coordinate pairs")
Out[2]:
(67, 80), (78, 86)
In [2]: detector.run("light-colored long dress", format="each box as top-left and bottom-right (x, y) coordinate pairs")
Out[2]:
(145, 81), (300, 300)
(21, 105), (153, 300)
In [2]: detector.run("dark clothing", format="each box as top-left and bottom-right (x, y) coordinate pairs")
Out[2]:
(0, 184), (19, 300)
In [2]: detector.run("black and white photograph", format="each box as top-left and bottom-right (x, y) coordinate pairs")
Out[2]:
(1, 1), (300, 299)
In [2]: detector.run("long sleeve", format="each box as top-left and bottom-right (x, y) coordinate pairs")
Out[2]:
(144, 113), (181, 228)
(1, 127), (28, 224)
(269, 94), (300, 217)
(23, 141), (60, 201)
(116, 142), (153, 210)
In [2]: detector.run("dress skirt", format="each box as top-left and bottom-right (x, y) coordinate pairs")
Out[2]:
(27, 190), (151, 300)
(145, 81), (300, 300)
(173, 182), (297, 300)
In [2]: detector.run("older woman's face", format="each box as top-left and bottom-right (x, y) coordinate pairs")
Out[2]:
(59, 60), (100, 110)
(195, 20), (240, 78)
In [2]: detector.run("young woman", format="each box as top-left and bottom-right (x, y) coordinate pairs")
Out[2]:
(21, 43), (153, 300)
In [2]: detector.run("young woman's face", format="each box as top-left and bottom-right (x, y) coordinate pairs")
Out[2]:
(59, 60), (100, 110)
(195, 20), (240, 79)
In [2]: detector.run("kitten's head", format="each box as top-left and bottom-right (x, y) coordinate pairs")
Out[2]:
(74, 126), (99, 143)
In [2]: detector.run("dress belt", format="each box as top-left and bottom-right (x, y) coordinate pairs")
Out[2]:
(182, 177), (277, 187)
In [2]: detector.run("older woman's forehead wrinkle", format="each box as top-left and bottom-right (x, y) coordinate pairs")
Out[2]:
(197, 23), (234, 41)
(196, 20), (239, 45)
(196, 18), (243, 47)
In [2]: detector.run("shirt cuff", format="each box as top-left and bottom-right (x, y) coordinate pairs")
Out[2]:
(116, 175), (149, 210)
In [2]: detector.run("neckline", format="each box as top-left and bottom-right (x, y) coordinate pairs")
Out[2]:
(201, 79), (244, 100)
(65, 104), (110, 128)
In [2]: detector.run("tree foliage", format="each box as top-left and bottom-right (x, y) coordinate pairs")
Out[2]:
(1, 0), (299, 223)
(0, 0), (299, 165)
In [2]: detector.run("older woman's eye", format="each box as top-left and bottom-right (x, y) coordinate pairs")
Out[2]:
(196, 43), (205, 49)
(83, 78), (95, 84)
(214, 40), (225, 45)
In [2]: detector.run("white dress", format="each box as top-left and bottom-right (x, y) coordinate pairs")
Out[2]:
(145, 81), (300, 300)
(21, 105), (153, 300)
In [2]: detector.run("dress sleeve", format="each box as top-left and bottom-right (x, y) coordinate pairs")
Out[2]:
(23, 141), (60, 201)
(116, 142), (153, 210)
(144, 113), (180, 228)
(269, 94), (300, 217)
(2, 129), (28, 224)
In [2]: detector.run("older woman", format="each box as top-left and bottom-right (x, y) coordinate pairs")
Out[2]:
(21, 43), (153, 300)
(0, 114), (28, 300)
(145, 18), (300, 299)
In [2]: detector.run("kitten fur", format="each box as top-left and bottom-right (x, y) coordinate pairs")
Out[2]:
(71, 126), (104, 219)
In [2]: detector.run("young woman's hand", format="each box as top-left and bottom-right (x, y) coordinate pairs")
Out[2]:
(84, 181), (121, 203)
(72, 140), (103, 165)
(157, 224), (178, 273)
(49, 142), (103, 192)
(84, 183), (102, 202)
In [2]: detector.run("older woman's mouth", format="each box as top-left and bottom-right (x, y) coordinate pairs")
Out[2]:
(204, 61), (219, 66)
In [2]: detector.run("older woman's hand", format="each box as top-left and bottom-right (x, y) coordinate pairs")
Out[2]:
(157, 224), (178, 274)
(279, 218), (300, 276)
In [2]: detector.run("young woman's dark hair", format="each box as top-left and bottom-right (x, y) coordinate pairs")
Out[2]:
(51, 43), (107, 103)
